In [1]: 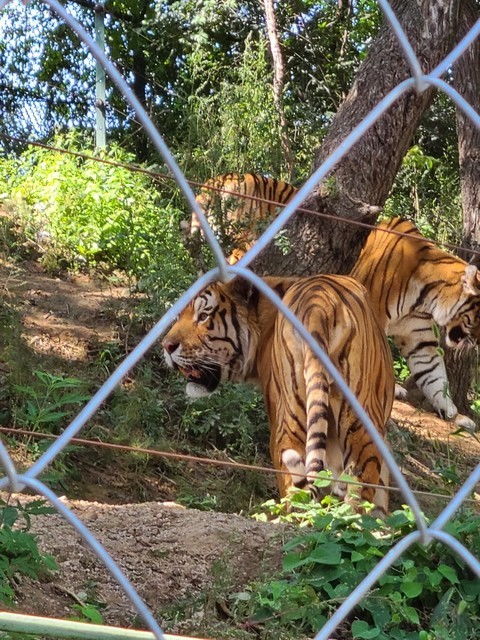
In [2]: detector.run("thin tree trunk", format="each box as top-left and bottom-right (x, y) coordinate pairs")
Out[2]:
(132, 50), (147, 107)
(444, 0), (480, 416)
(262, 0), (295, 181)
(253, 0), (460, 276)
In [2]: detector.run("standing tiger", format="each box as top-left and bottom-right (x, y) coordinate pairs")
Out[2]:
(189, 173), (297, 264)
(351, 217), (480, 430)
(162, 275), (395, 514)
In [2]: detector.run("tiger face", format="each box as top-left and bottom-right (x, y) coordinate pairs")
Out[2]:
(445, 264), (480, 350)
(162, 280), (259, 397)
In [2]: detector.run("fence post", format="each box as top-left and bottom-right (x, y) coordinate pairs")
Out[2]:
(94, 1), (106, 148)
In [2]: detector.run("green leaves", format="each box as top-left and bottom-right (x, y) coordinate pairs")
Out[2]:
(401, 581), (423, 598)
(3, 136), (195, 311)
(13, 370), (90, 434)
(437, 564), (459, 584)
(0, 499), (57, 604)
(249, 499), (480, 640)
(72, 603), (104, 625)
(308, 542), (342, 565)
(352, 620), (381, 638)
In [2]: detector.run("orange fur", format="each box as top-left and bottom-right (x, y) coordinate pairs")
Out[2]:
(163, 275), (394, 513)
(190, 173), (297, 264)
(351, 218), (480, 429)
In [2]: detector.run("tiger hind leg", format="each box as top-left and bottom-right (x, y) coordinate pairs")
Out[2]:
(370, 459), (390, 519)
(342, 410), (389, 517)
(281, 448), (306, 493)
(325, 419), (348, 500)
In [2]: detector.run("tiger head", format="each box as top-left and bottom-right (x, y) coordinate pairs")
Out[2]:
(444, 264), (480, 350)
(162, 279), (260, 397)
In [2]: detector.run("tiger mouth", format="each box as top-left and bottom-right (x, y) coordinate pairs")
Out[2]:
(175, 363), (221, 392)
(447, 326), (474, 349)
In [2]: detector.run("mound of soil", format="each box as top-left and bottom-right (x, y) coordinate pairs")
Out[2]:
(9, 494), (285, 634)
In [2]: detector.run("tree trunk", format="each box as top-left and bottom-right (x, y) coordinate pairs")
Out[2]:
(262, 0), (295, 181)
(132, 50), (147, 107)
(444, 0), (480, 417)
(252, 0), (460, 276)
(454, 0), (480, 253)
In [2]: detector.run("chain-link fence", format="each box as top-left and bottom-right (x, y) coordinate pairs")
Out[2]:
(1, 0), (480, 638)
(0, 0), (149, 151)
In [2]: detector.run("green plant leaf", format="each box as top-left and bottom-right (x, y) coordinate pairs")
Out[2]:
(282, 552), (309, 571)
(431, 586), (455, 626)
(0, 507), (18, 528)
(404, 605), (420, 625)
(437, 564), (459, 584)
(401, 581), (423, 598)
(309, 542), (342, 565)
(352, 619), (381, 638)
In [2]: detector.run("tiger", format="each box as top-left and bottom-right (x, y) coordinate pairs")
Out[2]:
(351, 217), (480, 431)
(188, 173), (297, 265)
(162, 274), (395, 515)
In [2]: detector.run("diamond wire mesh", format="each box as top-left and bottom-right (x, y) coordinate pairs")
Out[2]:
(0, 1), (480, 639)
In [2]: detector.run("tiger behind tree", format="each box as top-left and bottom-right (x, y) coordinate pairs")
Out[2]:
(189, 173), (297, 264)
(351, 217), (480, 430)
(162, 275), (395, 514)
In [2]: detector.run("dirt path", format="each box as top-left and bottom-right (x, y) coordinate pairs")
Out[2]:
(1, 258), (136, 366)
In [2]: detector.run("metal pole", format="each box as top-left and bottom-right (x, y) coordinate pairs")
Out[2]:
(0, 612), (198, 640)
(94, 2), (106, 148)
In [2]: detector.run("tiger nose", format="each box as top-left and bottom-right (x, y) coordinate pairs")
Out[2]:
(163, 339), (179, 355)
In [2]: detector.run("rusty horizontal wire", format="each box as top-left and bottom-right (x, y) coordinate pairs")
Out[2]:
(1, 426), (478, 505)
(1, 131), (479, 259)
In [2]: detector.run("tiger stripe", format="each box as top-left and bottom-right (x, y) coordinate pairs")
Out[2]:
(190, 173), (297, 265)
(351, 217), (480, 430)
(162, 274), (395, 514)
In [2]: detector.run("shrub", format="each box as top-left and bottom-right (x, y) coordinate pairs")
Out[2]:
(0, 133), (195, 310)
(384, 145), (461, 246)
(243, 492), (480, 640)
(0, 498), (57, 603)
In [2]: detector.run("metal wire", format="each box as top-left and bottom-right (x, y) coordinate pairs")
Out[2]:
(377, 0), (426, 92)
(4, 426), (477, 505)
(1, 1), (480, 640)
(2, 131), (478, 259)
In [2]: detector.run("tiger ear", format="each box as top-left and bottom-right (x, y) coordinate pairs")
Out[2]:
(462, 264), (480, 295)
(230, 277), (259, 307)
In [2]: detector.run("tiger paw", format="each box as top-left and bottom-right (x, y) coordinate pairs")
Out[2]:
(394, 383), (408, 400)
(454, 413), (477, 433)
(370, 506), (388, 521)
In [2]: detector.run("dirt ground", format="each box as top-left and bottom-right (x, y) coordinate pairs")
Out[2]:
(0, 257), (137, 367)
(0, 259), (479, 637)
(5, 493), (285, 634)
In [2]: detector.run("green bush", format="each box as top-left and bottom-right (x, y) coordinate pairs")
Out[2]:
(97, 357), (268, 458)
(114, 369), (268, 457)
(179, 380), (268, 455)
(384, 145), (461, 246)
(0, 133), (195, 310)
(179, 34), (286, 180)
(244, 492), (480, 640)
(13, 370), (90, 434)
(0, 498), (57, 603)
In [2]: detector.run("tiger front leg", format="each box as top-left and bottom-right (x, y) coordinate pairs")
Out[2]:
(392, 317), (467, 424)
